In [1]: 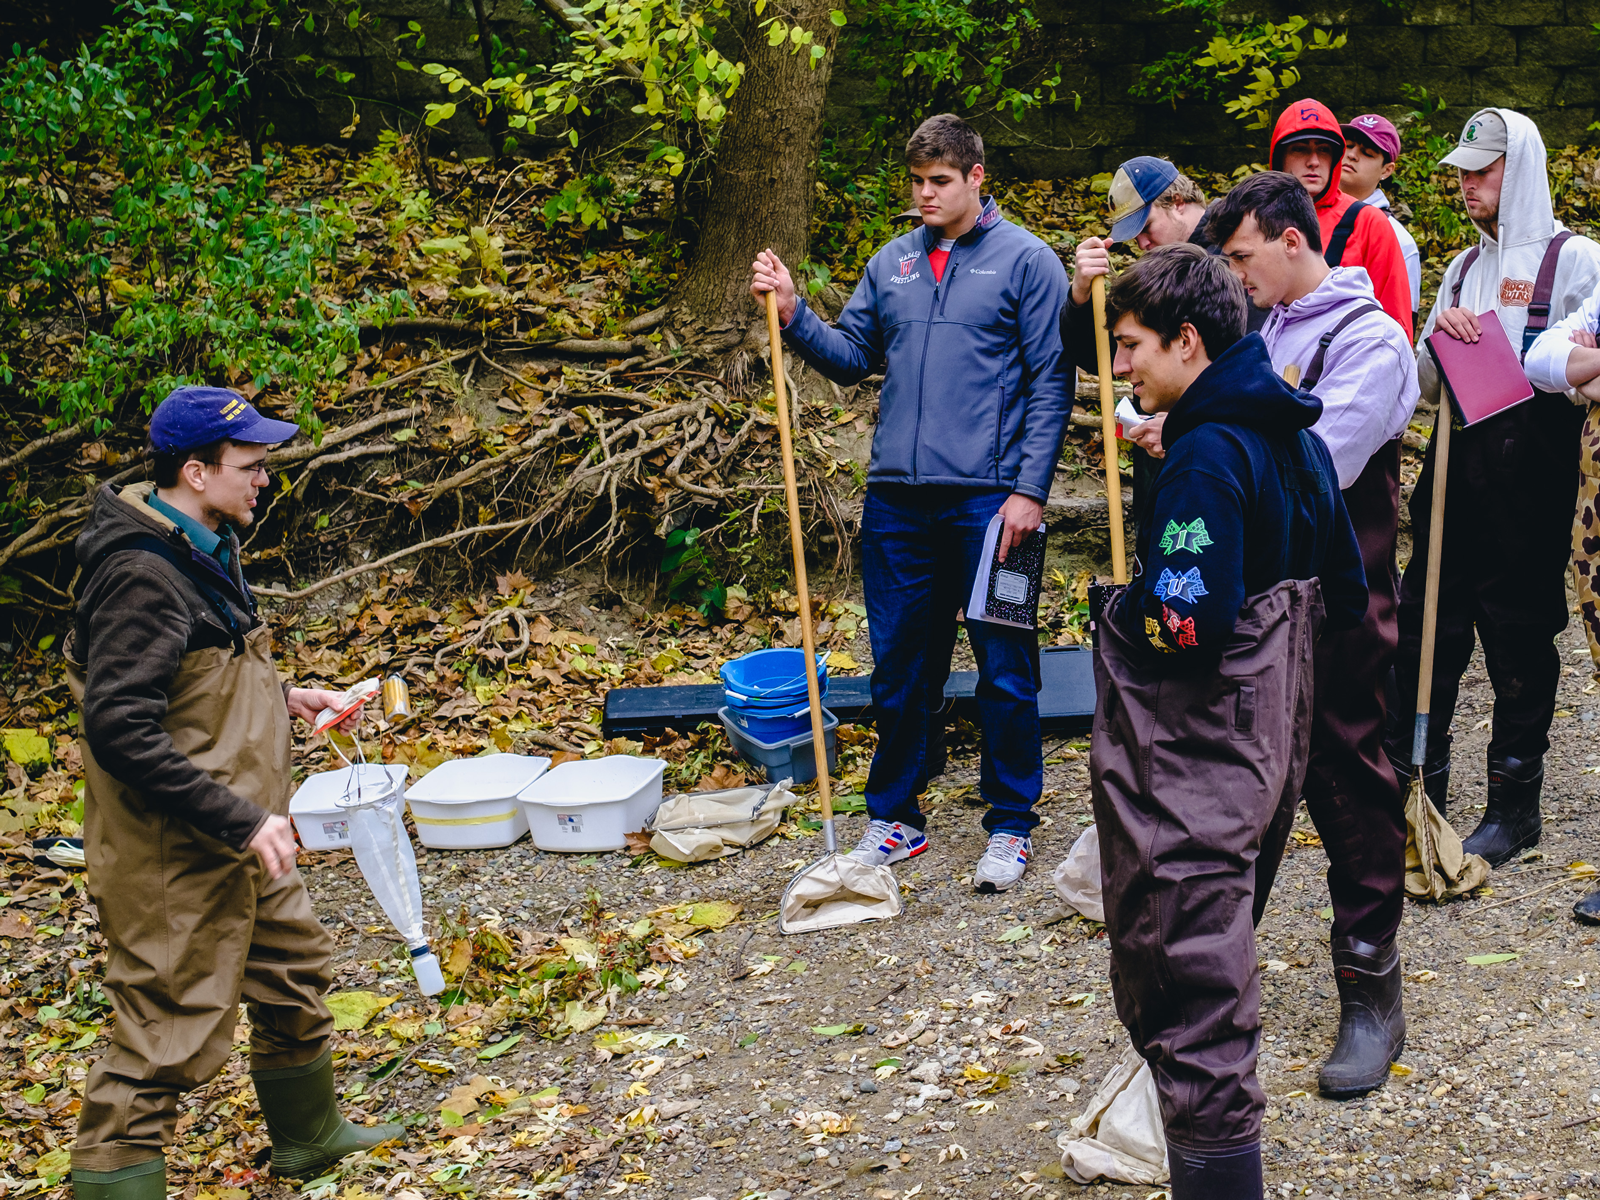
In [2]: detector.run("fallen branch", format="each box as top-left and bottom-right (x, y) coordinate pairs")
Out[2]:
(541, 336), (651, 356)
(253, 517), (539, 601)
(0, 423), (86, 474)
(340, 349), (479, 404)
(269, 406), (424, 467)
(291, 443), (397, 501)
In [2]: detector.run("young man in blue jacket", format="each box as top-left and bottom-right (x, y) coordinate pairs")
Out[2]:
(750, 113), (1070, 891)
(1091, 244), (1366, 1198)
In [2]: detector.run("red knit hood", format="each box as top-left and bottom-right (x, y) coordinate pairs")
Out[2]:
(1269, 99), (1347, 209)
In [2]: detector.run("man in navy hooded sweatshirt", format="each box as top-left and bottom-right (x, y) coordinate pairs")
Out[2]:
(1090, 244), (1366, 1197)
(750, 113), (1070, 892)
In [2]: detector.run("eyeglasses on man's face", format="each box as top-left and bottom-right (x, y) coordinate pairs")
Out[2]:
(204, 460), (271, 481)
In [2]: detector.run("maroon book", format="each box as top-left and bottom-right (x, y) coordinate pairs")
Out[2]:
(1424, 310), (1534, 427)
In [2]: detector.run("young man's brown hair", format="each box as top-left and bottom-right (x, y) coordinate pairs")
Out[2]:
(905, 113), (984, 175)
(1154, 173), (1206, 209)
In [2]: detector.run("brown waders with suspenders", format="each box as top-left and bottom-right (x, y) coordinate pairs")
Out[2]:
(1385, 231), (1585, 864)
(1254, 300), (1413, 1098)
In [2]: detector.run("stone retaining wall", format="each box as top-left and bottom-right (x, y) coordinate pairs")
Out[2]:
(270, 1), (1600, 175)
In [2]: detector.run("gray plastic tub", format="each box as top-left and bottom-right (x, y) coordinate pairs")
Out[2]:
(718, 705), (838, 784)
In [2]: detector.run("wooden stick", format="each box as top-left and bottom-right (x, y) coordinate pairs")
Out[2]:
(1090, 276), (1127, 584)
(1412, 406), (1453, 766)
(766, 292), (834, 842)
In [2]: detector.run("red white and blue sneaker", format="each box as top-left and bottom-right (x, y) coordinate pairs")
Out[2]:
(974, 833), (1031, 892)
(846, 819), (928, 866)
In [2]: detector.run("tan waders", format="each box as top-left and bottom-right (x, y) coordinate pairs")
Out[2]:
(66, 624), (397, 1192)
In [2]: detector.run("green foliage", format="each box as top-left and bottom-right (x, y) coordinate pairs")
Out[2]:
(661, 525), (727, 614)
(1131, 0), (1345, 130)
(414, 0), (788, 229)
(1391, 86), (1469, 266)
(832, 0), (1064, 170)
(0, 0), (405, 433)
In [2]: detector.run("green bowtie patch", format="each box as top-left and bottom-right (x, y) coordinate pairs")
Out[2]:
(1160, 518), (1213, 556)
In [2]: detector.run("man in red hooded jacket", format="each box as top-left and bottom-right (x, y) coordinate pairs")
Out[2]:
(1269, 99), (1414, 338)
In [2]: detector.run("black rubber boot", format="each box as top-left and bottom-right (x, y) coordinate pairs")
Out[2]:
(1167, 1142), (1263, 1200)
(71, 1159), (165, 1200)
(1386, 749), (1450, 815)
(1575, 883), (1600, 925)
(1319, 936), (1406, 1098)
(253, 1050), (404, 1179)
(1461, 754), (1543, 867)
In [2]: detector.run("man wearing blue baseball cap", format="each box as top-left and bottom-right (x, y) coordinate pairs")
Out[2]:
(65, 387), (401, 1199)
(1060, 158), (1267, 540)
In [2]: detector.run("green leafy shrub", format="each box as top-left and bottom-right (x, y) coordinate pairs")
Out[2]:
(0, 0), (406, 433)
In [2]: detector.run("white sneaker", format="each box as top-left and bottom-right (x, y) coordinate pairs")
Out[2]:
(845, 819), (929, 866)
(973, 833), (1032, 892)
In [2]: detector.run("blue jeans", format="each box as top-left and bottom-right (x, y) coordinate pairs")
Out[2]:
(861, 484), (1043, 835)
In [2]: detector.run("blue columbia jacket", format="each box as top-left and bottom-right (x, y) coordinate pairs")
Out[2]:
(780, 197), (1071, 501)
(1114, 334), (1368, 670)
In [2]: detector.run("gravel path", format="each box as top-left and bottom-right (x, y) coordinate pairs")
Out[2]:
(298, 622), (1600, 1200)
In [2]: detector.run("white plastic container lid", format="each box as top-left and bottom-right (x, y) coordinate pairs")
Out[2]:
(290, 764), (408, 812)
(406, 753), (550, 804)
(519, 756), (664, 808)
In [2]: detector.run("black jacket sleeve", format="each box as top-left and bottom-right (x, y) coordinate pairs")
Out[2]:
(78, 555), (271, 850)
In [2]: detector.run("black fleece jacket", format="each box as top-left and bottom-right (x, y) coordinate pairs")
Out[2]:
(71, 482), (276, 850)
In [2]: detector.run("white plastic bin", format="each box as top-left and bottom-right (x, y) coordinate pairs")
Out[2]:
(518, 756), (667, 852)
(404, 754), (549, 850)
(290, 764), (409, 851)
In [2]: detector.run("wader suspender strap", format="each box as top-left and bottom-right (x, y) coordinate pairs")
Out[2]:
(1323, 201), (1368, 268)
(93, 534), (250, 656)
(1302, 304), (1386, 390)
(1523, 230), (1574, 360)
(1449, 247), (1481, 307)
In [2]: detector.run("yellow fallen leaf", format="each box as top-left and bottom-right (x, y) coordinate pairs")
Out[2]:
(827, 651), (860, 671)
(414, 1059), (455, 1075)
(325, 991), (399, 1031)
(563, 999), (608, 1033)
(688, 901), (741, 930)
(32, 1148), (71, 1178)
(1389, 1062), (1413, 1076)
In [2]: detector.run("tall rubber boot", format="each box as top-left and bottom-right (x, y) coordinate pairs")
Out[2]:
(1318, 936), (1405, 1098)
(1385, 749), (1450, 815)
(1461, 753), (1543, 867)
(72, 1158), (165, 1200)
(1167, 1142), (1263, 1200)
(1575, 883), (1600, 925)
(253, 1050), (404, 1179)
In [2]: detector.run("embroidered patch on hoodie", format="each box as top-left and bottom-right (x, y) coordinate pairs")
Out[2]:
(1145, 616), (1176, 653)
(1154, 567), (1208, 605)
(1161, 605), (1198, 648)
(1500, 278), (1534, 307)
(1159, 518), (1214, 555)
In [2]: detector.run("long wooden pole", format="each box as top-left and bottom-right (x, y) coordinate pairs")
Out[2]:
(766, 292), (835, 850)
(1412, 404), (1453, 768)
(1091, 276), (1127, 583)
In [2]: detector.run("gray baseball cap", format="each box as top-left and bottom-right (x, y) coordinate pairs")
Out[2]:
(1441, 108), (1507, 171)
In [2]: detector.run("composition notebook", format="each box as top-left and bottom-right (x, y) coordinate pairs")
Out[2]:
(1424, 310), (1534, 427)
(967, 513), (1047, 630)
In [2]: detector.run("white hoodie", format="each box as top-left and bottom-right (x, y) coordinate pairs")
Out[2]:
(1418, 108), (1600, 408)
(1261, 266), (1420, 489)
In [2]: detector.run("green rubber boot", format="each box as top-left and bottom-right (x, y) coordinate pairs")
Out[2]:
(71, 1157), (165, 1200)
(253, 1050), (403, 1179)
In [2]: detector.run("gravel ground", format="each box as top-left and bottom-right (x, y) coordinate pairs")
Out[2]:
(301, 621), (1600, 1200)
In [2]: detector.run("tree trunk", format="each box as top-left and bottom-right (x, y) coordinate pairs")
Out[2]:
(670, 0), (839, 335)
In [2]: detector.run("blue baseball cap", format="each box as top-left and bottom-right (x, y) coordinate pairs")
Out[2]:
(149, 386), (302, 453)
(1107, 156), (1181, 243)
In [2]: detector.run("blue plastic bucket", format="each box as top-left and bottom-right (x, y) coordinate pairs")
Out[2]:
(723, 700), (817, 742)
(720, 648), (828, 707)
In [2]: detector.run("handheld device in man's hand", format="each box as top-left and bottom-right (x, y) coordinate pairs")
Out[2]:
(311, 678), (381, 735)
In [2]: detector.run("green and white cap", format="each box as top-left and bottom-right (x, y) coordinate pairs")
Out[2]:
(1441, 108), (1507, 171)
